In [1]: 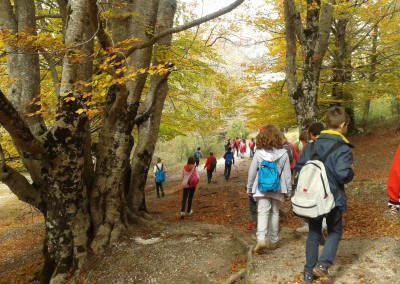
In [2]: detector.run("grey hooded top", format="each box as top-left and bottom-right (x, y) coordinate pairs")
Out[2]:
(246, 148), (292, 201)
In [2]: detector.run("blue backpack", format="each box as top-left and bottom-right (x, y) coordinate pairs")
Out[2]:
(258, 160), (280, 192)
(155, 164), (166, 183)
(194, 151), (200, 159)
(225, 152), (233, 164)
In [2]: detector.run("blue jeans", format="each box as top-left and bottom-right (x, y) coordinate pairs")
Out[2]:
(304, 207), (343, 274)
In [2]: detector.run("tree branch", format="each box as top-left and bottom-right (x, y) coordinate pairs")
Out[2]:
(122, 0), (245, 58)
(0, 164), (43, 209)
(0, 90), (45, 154)
(133, 71), (171, 126)
(88, 0), (113, 50)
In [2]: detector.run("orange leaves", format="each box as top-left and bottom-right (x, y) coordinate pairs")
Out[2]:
(229, 257), (247, 272)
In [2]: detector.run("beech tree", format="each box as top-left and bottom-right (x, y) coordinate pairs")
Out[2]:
(0, 0), (244, 283)
(284, 0), (334, 130)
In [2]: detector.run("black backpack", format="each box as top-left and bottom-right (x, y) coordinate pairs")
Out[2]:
(210, 158), (217, 170)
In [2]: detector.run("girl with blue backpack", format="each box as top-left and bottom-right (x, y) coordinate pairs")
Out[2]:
(246, 124), (292, 253)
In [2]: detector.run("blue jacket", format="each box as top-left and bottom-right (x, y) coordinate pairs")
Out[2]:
(294, 132), (354, 211)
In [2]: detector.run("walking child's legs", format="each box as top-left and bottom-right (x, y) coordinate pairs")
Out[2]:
(207, 169), (212, 182)
(181, 188), (190, 212)
(249, 196), (257, 223)
(267, 199), (281, 243)
(304, 217), (323, 275)
(156, 182), (161, 196)
(319, 207), (342, 267)
(227, 164), (232, 177)
(186, 188), (196, 213)
(256, 197), (272, 241)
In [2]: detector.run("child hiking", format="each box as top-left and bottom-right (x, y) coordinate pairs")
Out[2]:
(153, 157), (166, 198)
(223, 147), (235, 180)
(246, 124), (292, 253)
(204, 152), (217, 183)
(294, 107), (355, 284)
(194, 147), (202, 167)
(180, 156), (199, 220)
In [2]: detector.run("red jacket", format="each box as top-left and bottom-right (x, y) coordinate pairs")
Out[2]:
(282, 139), (299, 169)
(204, 155), (216, 170)
(387, 145), (400, 204)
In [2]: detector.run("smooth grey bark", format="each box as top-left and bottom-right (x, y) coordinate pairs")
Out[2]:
(284, 0), (334, 131)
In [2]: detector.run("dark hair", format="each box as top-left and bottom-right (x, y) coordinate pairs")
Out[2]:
(256, 124), (282, 150)
(197, 147), (201, 151)
(187, 156), (195, 165)
(326, 106), (350, 129)
(299, 130), (309, 142)
(308, 122), (324, 136)
(210, 152), (213, 155)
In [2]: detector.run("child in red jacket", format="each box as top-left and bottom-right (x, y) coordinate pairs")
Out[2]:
(387, 145), (400, 213)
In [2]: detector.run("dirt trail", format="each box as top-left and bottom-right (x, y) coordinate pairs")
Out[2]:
(1, 121), (400, 283)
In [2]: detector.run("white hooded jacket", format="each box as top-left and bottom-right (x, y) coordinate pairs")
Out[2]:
(246, 148), (292, 201)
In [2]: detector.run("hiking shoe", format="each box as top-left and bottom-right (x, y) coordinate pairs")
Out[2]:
(253, 240), (267, 253)
(161, 191), (165, 197)
(186, 210), (193, 216)
(266, 241), (279, 250)
(303, 273), (316, 284)
(180, 211), (185, 221)
(247, 222), (257, 229)
(313, 262), (329, 277)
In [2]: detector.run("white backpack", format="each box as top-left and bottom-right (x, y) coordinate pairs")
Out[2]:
(291, 142), (342, 219)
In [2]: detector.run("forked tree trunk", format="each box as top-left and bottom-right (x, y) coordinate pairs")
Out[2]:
(284, 0), (334, 130)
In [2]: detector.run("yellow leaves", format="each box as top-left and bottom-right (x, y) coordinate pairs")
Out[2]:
(75, 108), (86, 115)
(63, 96), (76, 102)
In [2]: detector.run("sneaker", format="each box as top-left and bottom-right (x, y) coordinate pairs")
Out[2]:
(161, 191), (165, 197)
(180, 212), (185, 221)
(186, 210), (193, 216)
(253, 240), (267, 253)
(247, 222), (257, 229)
(313, 263), (332, 284)
(303, 273), (316, 284)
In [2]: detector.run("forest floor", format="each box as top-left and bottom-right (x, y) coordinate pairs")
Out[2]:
(1, 120), (400, 284)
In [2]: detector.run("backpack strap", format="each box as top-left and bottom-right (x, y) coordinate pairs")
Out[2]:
(310, 142), (343, 162)
(156, 164), (161, 172)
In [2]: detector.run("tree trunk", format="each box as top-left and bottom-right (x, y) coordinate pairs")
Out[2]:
(360, 25), (379, 129)
(128, 0), (177, 218)
(331, 17), (356, 133)
(284, 0), (334, 131)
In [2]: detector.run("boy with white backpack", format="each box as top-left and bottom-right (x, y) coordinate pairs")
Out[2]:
(294, 107), (354, 284)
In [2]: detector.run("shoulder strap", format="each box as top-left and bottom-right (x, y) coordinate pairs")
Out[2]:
(156, 165), (160, 171)
(310, 141), (343, 162)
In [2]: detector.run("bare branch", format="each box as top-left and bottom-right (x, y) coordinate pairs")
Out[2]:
(0, 165), (43, 209)
(123, 0), (245, 58)
(35, 13), (62, 20)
